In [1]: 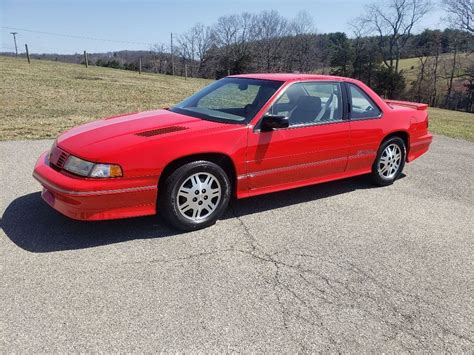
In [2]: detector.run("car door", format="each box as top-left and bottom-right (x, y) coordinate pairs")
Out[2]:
(345, 83), (384, 172)
(246, 81), (350, 191)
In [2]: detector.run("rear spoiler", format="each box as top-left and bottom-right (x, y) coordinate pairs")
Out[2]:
(385, 100), (428, 111)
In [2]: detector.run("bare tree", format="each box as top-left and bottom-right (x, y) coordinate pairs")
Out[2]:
(440, 32), (471, 108)
(213, 14), (239, 73)
(286, 10), (317, 72)
(290, 10), (315, 36)
(193, 24), (213, 76)
(177, 30), (196, 75)
(150, 43), (170, 74)
(443, 0), (473, 34)
(255, 10), (289, 71)
(177, 23), (213, 77)
(213, 13), (257, 74)
(363, 0), (432, 72)
(350, 18), (370, 80)
(429, 32), (442, 106)
(232, 12), (258, 70)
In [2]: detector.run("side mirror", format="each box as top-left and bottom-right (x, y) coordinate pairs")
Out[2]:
(260, 113), (289, 131)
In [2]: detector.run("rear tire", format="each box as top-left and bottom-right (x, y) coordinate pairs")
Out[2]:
(158, 161), (231, 231)
(371, 137), (406, 186)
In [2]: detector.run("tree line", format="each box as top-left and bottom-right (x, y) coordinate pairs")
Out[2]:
(20, 0), (474, 112)
(156, 0), (473, 112)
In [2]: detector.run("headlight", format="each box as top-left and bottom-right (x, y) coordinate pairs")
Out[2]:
(64, 156), (94, 176)
(63, 155), (123, 178)
(90, 164), (123, 178)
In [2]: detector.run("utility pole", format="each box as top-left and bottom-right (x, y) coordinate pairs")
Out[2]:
(83, 50), (89, 68)
(25, 44), (30, 64)
(170, 32), (175, 76)
(10, 32), (18, 57)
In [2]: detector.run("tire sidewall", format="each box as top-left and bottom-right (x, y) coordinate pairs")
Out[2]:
(372, 137), (406, 185)
(162, 161), (231, 231)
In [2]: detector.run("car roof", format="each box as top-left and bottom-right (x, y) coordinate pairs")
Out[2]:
(230, 73), (356, 83)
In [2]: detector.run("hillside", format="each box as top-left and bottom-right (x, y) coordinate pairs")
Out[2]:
(0, 55), (472, 141)
(0, 56), (210, 140)
(399, 52), (473, 83)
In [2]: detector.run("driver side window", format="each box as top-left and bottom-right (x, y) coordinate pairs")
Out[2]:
(269, 82), (343, 127)
(348, 84), (381, 120)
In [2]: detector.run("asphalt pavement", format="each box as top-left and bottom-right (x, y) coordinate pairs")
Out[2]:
(0, 135), (473, 352)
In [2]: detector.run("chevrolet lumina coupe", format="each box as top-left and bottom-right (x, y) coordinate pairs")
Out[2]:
(33, 74), (432, 230)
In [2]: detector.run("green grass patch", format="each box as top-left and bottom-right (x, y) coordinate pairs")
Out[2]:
(428, 107), (474, 141)
(399, 53), (473, 83)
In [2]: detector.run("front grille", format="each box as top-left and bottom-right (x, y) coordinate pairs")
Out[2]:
(56, 152), (68, 167)
(49, 144), (70, 169)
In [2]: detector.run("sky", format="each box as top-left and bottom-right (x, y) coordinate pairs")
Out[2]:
(1, 0), (446, 54)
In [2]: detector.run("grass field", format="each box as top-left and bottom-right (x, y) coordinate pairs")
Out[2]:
(0, 55), (473, 141)
(398, 52), (473, 83)
(427, 107), (474, 141)
(0, 56), (210, 140)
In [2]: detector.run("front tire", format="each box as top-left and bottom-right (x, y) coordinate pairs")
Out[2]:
(371, 137), (406, 186)
(158, 161), (231, 231)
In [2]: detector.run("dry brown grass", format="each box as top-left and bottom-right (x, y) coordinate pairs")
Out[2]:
(0, 56), (211, 140)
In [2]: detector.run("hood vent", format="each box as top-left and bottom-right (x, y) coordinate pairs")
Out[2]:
(135, 126), (188, 137)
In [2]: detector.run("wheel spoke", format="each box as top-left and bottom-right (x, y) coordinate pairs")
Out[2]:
(192, 208), (200, 219)
(203, 202), (214, 213)
(192, 175), (201, 188)
(179, 204), (192, 213)
(178, 187), (192, 196)
(203, 175), (213, 187)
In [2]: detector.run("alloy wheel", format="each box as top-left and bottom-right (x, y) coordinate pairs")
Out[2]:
(176, 172), (222, 222)
(378, 143), (402, 179)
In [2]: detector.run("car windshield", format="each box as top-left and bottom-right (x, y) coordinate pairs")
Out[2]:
(170, 77), (283, 124)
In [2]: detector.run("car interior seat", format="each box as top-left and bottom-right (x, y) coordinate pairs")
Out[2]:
(289, 96), (322, 125)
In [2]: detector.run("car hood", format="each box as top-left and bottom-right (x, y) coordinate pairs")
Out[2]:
(56, 109), (233, 160)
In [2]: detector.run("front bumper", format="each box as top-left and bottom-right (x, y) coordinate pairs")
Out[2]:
(33, 151), (158, 221)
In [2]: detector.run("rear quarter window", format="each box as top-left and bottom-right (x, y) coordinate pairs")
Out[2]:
(348, 84), (381, 120)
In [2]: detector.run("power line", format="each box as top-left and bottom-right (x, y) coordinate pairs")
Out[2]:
(1, 26), (155, 46)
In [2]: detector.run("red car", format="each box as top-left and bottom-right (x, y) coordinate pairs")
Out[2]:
(33, 74), (432, 230)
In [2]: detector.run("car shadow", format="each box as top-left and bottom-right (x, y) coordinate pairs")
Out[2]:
(1, 174), (401, 253)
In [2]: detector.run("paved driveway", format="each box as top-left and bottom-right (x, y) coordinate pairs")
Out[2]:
(1, 135), (473, 352)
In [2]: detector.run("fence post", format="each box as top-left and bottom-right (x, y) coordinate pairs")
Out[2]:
(139, 57), (142, 74)
(185, 64), (187, 80)
(25, 44), (30, 64)
(83, 50), (88, 68)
